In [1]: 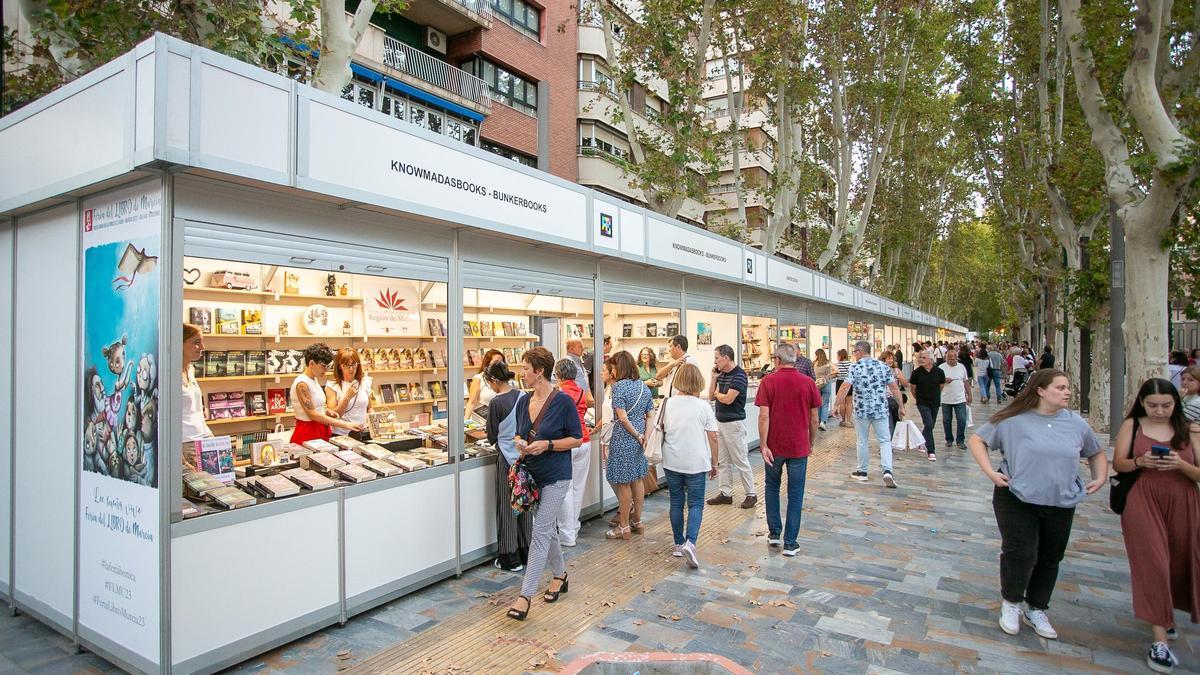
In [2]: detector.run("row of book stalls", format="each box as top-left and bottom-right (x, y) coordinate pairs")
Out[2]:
(0, 35), (965, 674)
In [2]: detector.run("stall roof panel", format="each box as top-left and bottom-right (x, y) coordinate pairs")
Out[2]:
(0, 33), (962, 333)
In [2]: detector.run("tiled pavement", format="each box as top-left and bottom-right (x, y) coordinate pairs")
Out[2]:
(1, 403), (1194, 673)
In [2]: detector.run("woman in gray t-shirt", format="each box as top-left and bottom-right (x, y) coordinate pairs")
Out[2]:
(967, 369), (1108, 642)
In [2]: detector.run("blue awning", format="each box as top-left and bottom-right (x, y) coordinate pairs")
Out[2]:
(384, 77), (486, 122)
(350, 63), (384, 82)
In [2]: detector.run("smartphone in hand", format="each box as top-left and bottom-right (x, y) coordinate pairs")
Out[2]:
(1151, 444), (1170, 458)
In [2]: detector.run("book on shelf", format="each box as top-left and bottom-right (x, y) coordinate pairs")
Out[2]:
(226, 391), (247, 418)
(666, 322), (679, 337)
(189, 307), (213, 334)
(493, 321), (505, 336)
(469, 321), (481, 337)
(329, 435), (362, 451)
(429, 381), (445, 399)
(502, 321), (514, 336)
(587, 323), (595, 338)
(363, 458), (400, 477)
(205, 351), (227, 378)
(358, 443), (394, 461)
(300, 450), (345, 475)
(255, 474), (300, 498)
(466, 349), (479, 367)
(246, 391), (267, 417)
(246, 350), (266, 376)
(237, 430), (266, 463)
(480, 321), (493, 337)
(396, 383), (410, 402)
(622, 323), (632, 337)
(335, 463), (376, 483)
(206, 392), (231, 419)
(216, 309), (241, 335)
(380, 384), (395, 404)
(225, 351), (246, 377)
(426, 318), (441, 337)
(646, 323), (658, 337)
(388, 455), (427, 472)
(193, 437), (235, 483)
(412, 348), (428, 368)
(280, 467), (335, 491)
(207, 485), (256, 509)
(302, 438), (338, 453)
(285, 350), (304, 373)
(183, 470), (225, 498)
(462, 321), (473, 336)
(411, 384), (427, 401)
(358, 348), (376, 370)
(266, 388), (288, 415)
(241, 309), (263, 335)
(334, 449), (366, 465)
(428, 350), (442, 368)
(516, 322), (528, 335)
(265, 350), (287, 375)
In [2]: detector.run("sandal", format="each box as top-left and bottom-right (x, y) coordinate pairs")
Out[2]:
(630, 521), (644, 535)
(605, 526), (632, 540)
(608, 515), (620, 527)
(506, 595), (531, 621)
(544, 573), (569, 602)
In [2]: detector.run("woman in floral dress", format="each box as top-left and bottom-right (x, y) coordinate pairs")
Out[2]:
(605, 350), (654, 540)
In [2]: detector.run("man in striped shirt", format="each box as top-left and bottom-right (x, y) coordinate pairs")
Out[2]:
(707, 345), (756, 508)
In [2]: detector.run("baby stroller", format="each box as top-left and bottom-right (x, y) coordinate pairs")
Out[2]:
(1005, 370), (1028, 398)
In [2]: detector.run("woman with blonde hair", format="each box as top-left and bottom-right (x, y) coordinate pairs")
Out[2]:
(834, 348), (854, 426)
(326, 348), (374, 440)
(812, 348), (834, 431)
(660, 363), (718, 568)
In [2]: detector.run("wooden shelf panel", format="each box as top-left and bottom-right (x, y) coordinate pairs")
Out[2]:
(184, 286), (364, 303)
(462, 335), (539, 341)
(197, 334), (445, 341)
(197, 367), (442, 383)
(207, 412), (295, 426)
(376, 398), (449, 408)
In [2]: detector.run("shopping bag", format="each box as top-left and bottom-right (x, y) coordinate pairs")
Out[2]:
(905, 420), (926, 451)
(890, 423), (909, 451)
(966, 406), (975, 428)
(508, 458), (540, 514)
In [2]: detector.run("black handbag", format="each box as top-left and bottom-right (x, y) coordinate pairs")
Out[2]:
(1109, 418), (1141, 515)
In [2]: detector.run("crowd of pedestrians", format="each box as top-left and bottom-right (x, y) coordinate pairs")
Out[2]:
(487, 332), (1200, 674)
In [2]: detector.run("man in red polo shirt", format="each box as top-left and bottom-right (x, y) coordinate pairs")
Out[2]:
(755, 342), (821, 557)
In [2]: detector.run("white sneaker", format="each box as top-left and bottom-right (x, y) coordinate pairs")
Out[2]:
(672, 544), (683, 557)
(999, 600), (1021, 635)
(1148, 641), (1179, 673)
(819, 422), (827, 431)
(1021, 605), (1058, 639)
(681, 541), (700, 569)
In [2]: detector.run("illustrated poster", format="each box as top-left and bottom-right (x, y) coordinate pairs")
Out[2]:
(78, 182), (162, 664)
(359, 277), (422, 336)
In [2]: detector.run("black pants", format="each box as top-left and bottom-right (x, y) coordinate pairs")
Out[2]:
(917, 402), (938, 454)
(992, 486), (1076, 610)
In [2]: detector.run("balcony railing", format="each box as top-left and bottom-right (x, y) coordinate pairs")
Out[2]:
(383, 35), (491, 111)
(578, 144), (631, 168)
(450, 0), (492, 17)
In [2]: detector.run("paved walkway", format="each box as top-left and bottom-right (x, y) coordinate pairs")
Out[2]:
(0, 402), (1194, 673)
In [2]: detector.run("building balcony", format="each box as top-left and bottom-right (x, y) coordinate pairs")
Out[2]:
(404, 0), (492, 35)
(357, 33), (490, 115)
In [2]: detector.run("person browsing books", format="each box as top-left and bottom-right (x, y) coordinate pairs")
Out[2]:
(465, 349), (506, 423)
(290, 343), (361, 444)
(325, 348), (374, 440)
(181, 324), (213, 469)
(506, 347), (583, 622)
(484, 360), (531, 572)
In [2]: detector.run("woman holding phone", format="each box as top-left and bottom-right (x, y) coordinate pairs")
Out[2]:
(967, 369), (1107, 642)
(1112, 378), (1200, 674)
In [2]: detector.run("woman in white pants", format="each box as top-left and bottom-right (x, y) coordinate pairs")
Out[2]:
(555, 358), (592, 547)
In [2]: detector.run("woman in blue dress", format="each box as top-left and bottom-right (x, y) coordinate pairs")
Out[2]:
(605, 350), (655, 540)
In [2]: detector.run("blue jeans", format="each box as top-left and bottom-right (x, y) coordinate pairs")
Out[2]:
(977, 376), (990, 399)
(917, 403), (939, 453)
(987, 372), (1005, 401)
(764, 456), (808, 547)
(664, 469), (707, 546)
(854, 415), (893, 473)
(942, 402), (968, 445)
(818, 381), (834, 424)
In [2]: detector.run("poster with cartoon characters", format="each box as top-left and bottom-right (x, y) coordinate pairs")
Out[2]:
(78, 182), (161, 665)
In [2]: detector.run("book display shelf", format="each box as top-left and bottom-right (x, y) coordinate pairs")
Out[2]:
(741, 315), (776, 372)
(181, 257), (478, 517)
(603, 303), (682, 393)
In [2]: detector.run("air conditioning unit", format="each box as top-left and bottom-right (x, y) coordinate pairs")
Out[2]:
(425, 27), (447, 54)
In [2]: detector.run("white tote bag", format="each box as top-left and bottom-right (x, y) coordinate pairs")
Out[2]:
(966, 405), (975, 427)
(891, 420), (925, 451)
(642, 384), (665, 465)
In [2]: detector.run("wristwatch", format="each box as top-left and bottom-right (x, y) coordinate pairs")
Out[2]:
(548, 439), (555, 452)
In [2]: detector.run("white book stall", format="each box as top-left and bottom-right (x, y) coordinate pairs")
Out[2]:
(0, 35), (965, 674)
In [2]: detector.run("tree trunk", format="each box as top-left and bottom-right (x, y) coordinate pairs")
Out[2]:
(1122, 206), (1172, 404)
(313, 0), (379, 95)
(18, 0), (88, 77)
(1088, 316), (1111, 432)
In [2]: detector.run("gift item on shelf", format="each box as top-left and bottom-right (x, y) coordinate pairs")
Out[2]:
(250, 440), (279, 466)
(210, 270), (257, 291)
(303, 304), (330, 335)
(324, 274), (337, 297)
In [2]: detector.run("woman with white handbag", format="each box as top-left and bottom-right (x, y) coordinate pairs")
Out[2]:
(658, 363), (719, 568)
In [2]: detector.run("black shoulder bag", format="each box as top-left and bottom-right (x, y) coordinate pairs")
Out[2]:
(1109, 418), (1141, 515)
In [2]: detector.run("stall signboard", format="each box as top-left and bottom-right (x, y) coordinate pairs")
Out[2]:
(766, 258), (814, 297)
(593, 199), (621, 251)
(646, 217), (742, 280)
(884, 301), (900, 317)
(862, 293), (882, 313)
(303, 100), (587, 244)
(743, 251), (767, 285)
(826, 279), (854, 306)
(359, 277), (423, 336)
(78, 181), (162, 663)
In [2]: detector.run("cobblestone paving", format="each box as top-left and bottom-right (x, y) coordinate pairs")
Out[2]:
(0, 403), (1194, 673)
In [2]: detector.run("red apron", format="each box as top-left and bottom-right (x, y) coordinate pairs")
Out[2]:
(290, 419), (332, 445)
